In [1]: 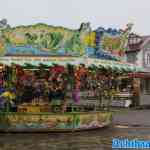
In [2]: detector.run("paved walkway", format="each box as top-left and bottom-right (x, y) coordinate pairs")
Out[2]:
(112, 109), (150, 127)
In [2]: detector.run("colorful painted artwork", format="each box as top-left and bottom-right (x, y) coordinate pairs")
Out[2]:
(0, 23), (91, 56)
(95, 23), (133, 56)
(0, 112), (112, 131)
(0, 21), (133, 58)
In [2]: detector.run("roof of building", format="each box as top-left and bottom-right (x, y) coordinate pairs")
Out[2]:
(126, 34), (150, 53)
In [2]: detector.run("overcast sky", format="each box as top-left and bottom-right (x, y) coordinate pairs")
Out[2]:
(0, 0), (149, 35)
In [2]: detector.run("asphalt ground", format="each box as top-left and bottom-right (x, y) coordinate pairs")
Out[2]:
(112, 108), (150, 127)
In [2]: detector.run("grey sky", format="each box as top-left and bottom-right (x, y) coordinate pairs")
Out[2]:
(0, 0), (149, 35)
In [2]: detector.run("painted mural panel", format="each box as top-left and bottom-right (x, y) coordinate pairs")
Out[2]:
(95, 23), (133, 57)
(0, 20), (132, 59)
(0, 22), (91, 56)
(0, 112), (112, 131)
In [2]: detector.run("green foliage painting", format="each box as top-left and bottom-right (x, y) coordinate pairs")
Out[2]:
(0, 23), (91, 56)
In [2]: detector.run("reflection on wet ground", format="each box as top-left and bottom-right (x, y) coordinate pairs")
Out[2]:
(0, 126), (150, 150)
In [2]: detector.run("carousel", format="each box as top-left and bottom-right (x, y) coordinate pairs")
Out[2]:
(0, 22), (144, 132)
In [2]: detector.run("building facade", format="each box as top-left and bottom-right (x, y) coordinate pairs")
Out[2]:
(126, 34), (150, 106)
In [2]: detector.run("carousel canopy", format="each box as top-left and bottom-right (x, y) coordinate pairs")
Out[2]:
(0, 56), (144, 72)
(0, 22), (144, 72)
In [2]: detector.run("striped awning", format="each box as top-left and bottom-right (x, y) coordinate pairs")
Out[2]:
(0, 56), (144, 72)
(85, 58), (145, 72)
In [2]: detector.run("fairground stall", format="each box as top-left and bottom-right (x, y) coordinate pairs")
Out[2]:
(0, 22), (143, 132)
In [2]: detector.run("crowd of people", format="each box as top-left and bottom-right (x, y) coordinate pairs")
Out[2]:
(0, 65), (68, 112)
(0, 64), (125, 112)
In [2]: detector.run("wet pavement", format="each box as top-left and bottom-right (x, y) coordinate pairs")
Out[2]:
(0, 109), (150, 150)
(1, 127), (150, 150)
(113, 109), (150, 127)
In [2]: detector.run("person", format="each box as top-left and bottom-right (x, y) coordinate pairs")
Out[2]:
(21, 76), (33, 103)
(0, 71), (4, 87)
(131, 82), (140, 108)
(48, 82), (53, 103)
(0, 86), (5, 111)
(58, 77), (67, 113)
(48, 74), (66, 112)
(33, 80), (42, 103)
(9, 88), (17, 112)
(72, 86), (80, 104)
(0, 97), (5, 111)
(42, 79), (49, 102)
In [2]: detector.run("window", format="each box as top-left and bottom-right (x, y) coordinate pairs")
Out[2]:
(126, 53), (137, 63)
(144, 79), (150, 94)
(147, 53), (150, 65)
(144, 50), (150, 67)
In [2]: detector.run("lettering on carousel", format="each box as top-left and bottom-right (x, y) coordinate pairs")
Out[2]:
(0, 57), (79, 63)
